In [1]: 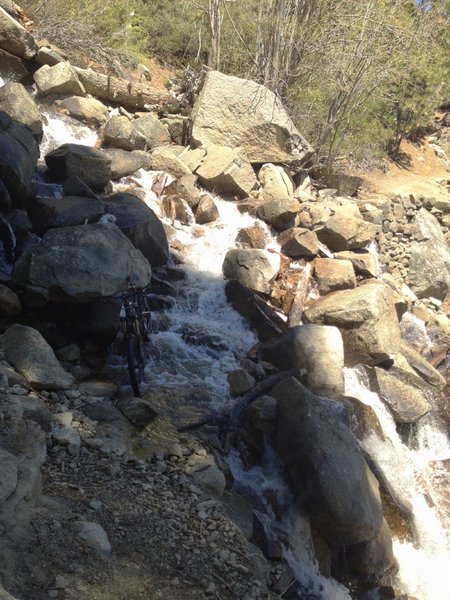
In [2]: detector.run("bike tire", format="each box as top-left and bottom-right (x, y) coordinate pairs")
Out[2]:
(127, 336), (143, 397)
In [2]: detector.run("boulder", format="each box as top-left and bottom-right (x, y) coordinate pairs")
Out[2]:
(164, 174), (200, 209)
(102, 115), (146, 151)
(326, 173), (363, 197)
(0, 7), (38, 59)
(196, 145), (257, 197)
(0, 110), (39, 205)
(305, 282), (401, 367)
(104, 192), (169, 266)
(150, 146), (192, 178)
(34, 62), (86, 96)
(346, 519), (395, 576)
(407, 208), (450, 300)
(0, 447), (18, 504)
(273, 377), (383, 544)
(334, 250), (379, 278)
(191, 71), (313, 165)
(317, 214), (378, 251)
(398, 340), (446, 390)
(0, 324), (73, 389)
(258, 163), (294, 201)
(62, 175), (98, 199)
(35, 44), (66, 67)
(372, 367), (431, 423)
(133, 113), (171, 149)
(257, 324), (345, 396)
(26, 196), (105, 233)
(45, 143), (111, 192)
(0, 178), (11, 209)
(278, 227), (319, 258)
(116, 397), (158, 428)
(179, 147), (206, 172)
(235, 224), (267, 249)
(13, 223), (152, 305)
(73, 521), (111, 558)
(104, 148), (148, 180)
(0, 48), (30, 84)
(227, 368), (256, 397)
(222, 249), (280, 294)
(257, 198), (301, 231)
(314, 258), (356, 294)
(0, 282), (21, 315)
(161, 116), (187, 145)
(339, 395), (385, 442)
(225, 279), (286, 342)
(194, 194), (219, 224)
(56, 96), (109, 126)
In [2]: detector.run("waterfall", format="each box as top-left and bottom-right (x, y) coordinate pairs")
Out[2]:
(345, 367), (450, 600)
(39, 109), (450, 600)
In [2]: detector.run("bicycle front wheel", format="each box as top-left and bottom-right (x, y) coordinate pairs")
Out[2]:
(127, 336), (145, 397)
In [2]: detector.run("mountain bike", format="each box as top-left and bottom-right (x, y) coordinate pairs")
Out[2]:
(113, 284), (152, 397)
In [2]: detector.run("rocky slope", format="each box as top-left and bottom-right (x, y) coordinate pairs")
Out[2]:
(0, 4), (450, 600)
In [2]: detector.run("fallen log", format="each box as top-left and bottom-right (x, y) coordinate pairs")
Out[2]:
(74, 67), (169, 110)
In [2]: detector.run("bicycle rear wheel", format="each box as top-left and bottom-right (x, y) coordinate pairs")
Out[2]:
(127, 336), (145, 397)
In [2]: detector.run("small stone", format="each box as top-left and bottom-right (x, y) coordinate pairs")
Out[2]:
(89, 499), (103, 510)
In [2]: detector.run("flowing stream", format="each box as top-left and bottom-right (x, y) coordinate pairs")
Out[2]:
(4, 79), (449, 599)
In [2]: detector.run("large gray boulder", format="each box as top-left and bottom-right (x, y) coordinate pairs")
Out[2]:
(0, 110), (39, 206)
(0, 7), (38, 59)
(273, 377), (383, 545)
(34, 62), (86, 96)
(26, 196), (105, 233)
(196, 145), (257, 197)
(13, 223), (152, 305)
(407, 208), (450, 300)
(0, 324), (73, 389)
(104, 192), (169, 266)
(257, 324), (345, 396)
(0, 82), (45, 138)
(45, 143), (111, 192)
(191, 71), (313, 166)
(0, 48), (30, 83)
(305, 282), (401, 367)
(222, 249), (280, 294)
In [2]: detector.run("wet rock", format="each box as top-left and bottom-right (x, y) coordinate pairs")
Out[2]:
(164, 174), (200, 209)
(0, 110), (39, 206)
(162, 195), (194, 225)
(0, 48), (30, 84)
(0, 7), (38, 59)
(278, 227), (319, 258)
(116, 397), (158, 428)
(399, 340), (446, 390)
(0, 324), (73, 390)
(194, 194), (219, 224)
(273, 377), (383, 545)
(34, 62), (86, 96)
(104, 148), (148, 179)
(0, 447), (18, 504)
(222, 249), (280, 294)
(0, 82), (44, 138)
(314, 257), (356, 294)
(191, 70), (313, 165)
(257, 324), (345, 396)
(56, 95), (109, 126)
(26, 196), (105, 233)
(257, 198), (301, 231)
(62, 175), (97, 199)
(340, 395), (385, 442)
(196, 145), (257, 197)
(73, 521), (111, 558)
(105, 192), (169, 266)
(0, 283), (21, 316)
(252, 512), (283, 560)
(235, 224), (267, 249)
(372, 367), (431, 423)
(305, 282), (401, 367)
(45, 143), (111, 192)
(13, 223), (152, 305)
(347, 518), (395, 576)
(227, 368), (256, 397)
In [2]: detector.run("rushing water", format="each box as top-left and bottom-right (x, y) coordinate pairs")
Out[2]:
(38, 108), (450, 599)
